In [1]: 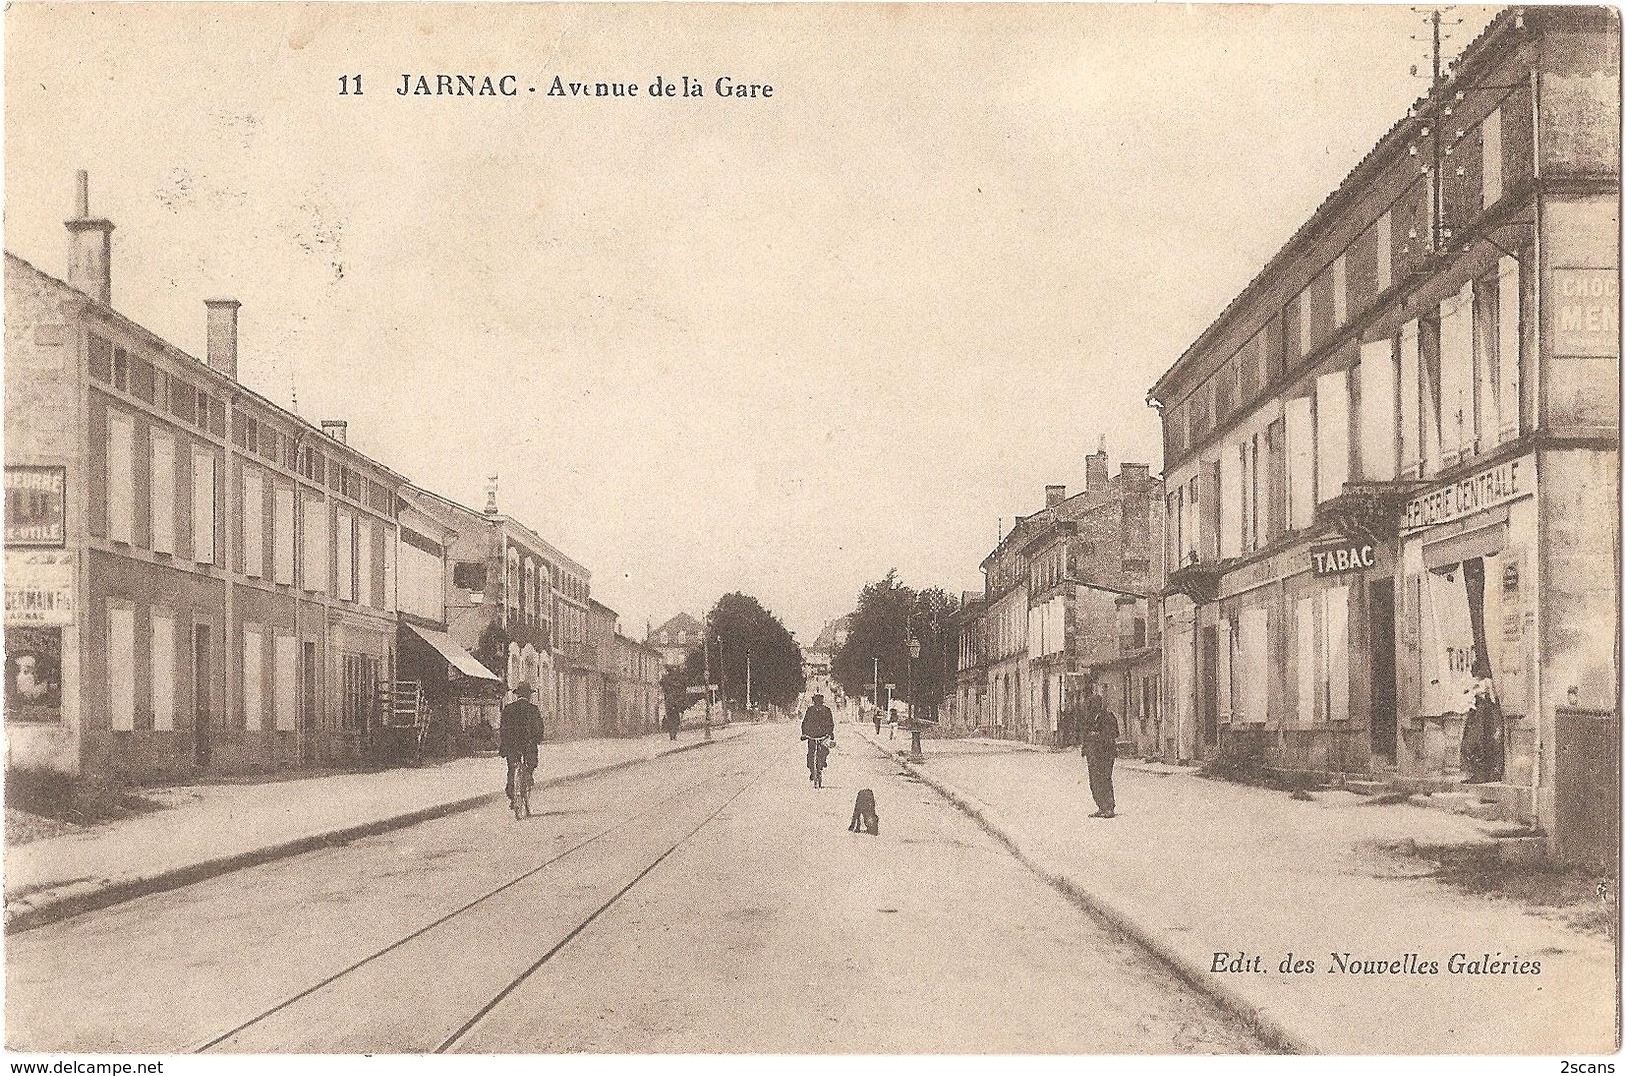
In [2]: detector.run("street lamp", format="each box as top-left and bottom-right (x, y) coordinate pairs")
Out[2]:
(907, 635), (923, 761)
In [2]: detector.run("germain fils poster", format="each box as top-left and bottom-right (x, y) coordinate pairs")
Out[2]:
(2, 2), (1620, 1071)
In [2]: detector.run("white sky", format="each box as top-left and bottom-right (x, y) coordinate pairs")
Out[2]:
(4, 2), (1497, 642)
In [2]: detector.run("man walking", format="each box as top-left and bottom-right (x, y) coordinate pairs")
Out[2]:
(1080, 689), (1118, 818)
(500, 683), (544, 807)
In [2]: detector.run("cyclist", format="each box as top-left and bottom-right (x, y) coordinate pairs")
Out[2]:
(801, 692), (835, 783)
(500, 682), (544, 809)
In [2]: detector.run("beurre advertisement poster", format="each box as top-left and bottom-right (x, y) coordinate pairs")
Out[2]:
(2, 3), (1619, 1073)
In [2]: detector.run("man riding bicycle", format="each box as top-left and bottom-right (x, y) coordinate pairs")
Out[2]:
(500, 682), (544, 808)
(801, 693), (835, 783)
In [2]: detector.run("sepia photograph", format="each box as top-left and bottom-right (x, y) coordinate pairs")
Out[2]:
(1, 0), (1620, 1063)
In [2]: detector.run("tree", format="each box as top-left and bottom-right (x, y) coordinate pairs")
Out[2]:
(663, 593), (805, 713)
(831, 571), (959, 719)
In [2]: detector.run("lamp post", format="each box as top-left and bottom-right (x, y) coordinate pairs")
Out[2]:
(872, 656), (880, 714)
(908, 635), (923, 760)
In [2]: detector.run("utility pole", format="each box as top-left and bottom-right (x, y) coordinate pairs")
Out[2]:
(702, 612), (713, 738)
(1430, 7), (1444, 252)
(872, 656), (879, 712)
(746, 648), (752, 712)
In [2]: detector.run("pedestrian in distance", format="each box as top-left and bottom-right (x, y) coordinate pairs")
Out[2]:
(888, 707), (899, 740)
(500, 683), (544, 808)
(872, 708), (882, 735)
(1080, 689), (1118, 818)
(662, 706), (681, 742)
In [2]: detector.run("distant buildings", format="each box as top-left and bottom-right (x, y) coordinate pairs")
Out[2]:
(4, 173), (664, 782)
(948, 450), (1164, 750)
(1145, 7), (1618, 855)
(647, 612), (703, 670)
(802, 615), (850, 698)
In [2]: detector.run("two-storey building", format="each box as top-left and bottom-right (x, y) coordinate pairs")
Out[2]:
(1148, 8), (1618, 844)
(5, 174), (407, 781)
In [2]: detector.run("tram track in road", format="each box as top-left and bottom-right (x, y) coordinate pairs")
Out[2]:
(190, 737), (763, 1054)
(194, 745), (775, 1053)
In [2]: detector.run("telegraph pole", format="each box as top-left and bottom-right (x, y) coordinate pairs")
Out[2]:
(702, 612), (713, 738)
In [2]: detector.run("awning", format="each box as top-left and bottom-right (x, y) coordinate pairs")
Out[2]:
(403, 623), (503, 682)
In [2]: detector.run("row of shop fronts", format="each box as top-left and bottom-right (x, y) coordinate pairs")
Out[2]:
(3, 175), (664, 784)
(1149, 7), (1618, 856)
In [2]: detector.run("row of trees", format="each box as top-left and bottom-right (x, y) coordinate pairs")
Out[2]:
(661, 592), (806, 718)
(829, 570), (960, 720)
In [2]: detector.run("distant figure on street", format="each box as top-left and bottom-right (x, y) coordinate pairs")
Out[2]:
(802, 693), (835, 782)
(888, 708), (899, 739)
(1461, 674), (1504, 784)
(1080, 690), (1118, 818)
(872, 708), (882, 735)
(500, 683), (544, 808)
(662, 706), (681, 741)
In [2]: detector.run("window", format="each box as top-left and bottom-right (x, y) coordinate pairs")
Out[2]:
(1473, 272), (1501, 454)
(1285, 395), (1315, 529)
(357, 517), (374, 607)
(1315, 370), (1350, 503)
(113, 347), (129, 392)
(243, 627), (264, 730)
(89, 334), (113, 381)
(340, 653), (379, 731)
(150, 431), (175, 555)
(274, 634), (297, 731)
(1219, 442), (1243, 559)
(1439, 283), (1474, 464)
(1399, 320), (1421, 476)
(336, 508), (355, 602)
(302, 494), (328, 593)
(107, 411), (135, 544)
(1357, 337), (1398, 481)
(151, 611), (175, 731)
(1419, 313), (1444, 476)
(274, 486), (296, 585)
(243, 468), (265, 578)
(453, 561), (488, 592)
(1295, 596), (1316, 726)
(1497, 257), (1521, 442)
(109, 603), (136, 731)
(192, 449), (216, 564)
(1297, 290), (1313, 360)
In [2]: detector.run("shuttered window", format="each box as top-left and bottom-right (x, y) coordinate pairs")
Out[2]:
(151, 611), (175, 731)
(192, 449), (216, 564)
(1358, 337), (1398, 481)
(1285, 396), (1315, 529)
(107, 412), (135, 544)
(1315, 370), (1350, 503)
(243, 627), (264, 730)
(109, 604), (136, 731)
(274, 486), (296, 585)
(151, 431), (175, 555)
(243, 468), (265, 578)
(274, 634), (298, 732)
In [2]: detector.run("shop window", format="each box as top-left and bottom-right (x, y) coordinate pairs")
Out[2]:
(1322, 585), (1350, 723)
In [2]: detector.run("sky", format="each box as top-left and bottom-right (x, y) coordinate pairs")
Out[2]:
(4, 2), (1498, 643)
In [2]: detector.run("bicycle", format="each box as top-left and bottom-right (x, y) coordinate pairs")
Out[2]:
(802, 734), (834, 788)
(510, 760), (534, 820)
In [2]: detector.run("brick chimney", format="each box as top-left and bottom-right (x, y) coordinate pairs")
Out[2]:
(1119, 462), (1151, 491)
(65, 171), (114, 305)
(320, 419), (348, 444)
(1085, 449), (1110, 493)
(204, 299), (241, 380)
(1045, 484), (1066, 508)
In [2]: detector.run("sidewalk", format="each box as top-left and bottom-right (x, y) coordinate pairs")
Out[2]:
(857, 727), (1617, 1055)
(4, 728), (744, 934)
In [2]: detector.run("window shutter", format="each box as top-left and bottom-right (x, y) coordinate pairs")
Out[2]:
(150, 431), (175, 555)
(1358, 338), (1398, 481)
(151, 612), (175, 731)
(1498, 257), (1521, 441)
(1315, 370), (1350, 502)
(109, 604), (136, 731)
(191, 449), (216, 564)
(107, 413), (135, 544)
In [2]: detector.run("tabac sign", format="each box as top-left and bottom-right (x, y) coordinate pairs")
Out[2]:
(1310, 542), (1377, 576)
(1402, 454), (1533, 533)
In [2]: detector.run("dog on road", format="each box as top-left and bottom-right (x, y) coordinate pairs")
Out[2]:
(849, 788), (880, 835)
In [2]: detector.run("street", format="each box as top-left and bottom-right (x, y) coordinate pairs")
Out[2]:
(7, 721), (1261, 1054)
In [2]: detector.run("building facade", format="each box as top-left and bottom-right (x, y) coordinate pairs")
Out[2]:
(1147, 8), (1618, 842)
(6, 177), (408, 781)
(971, 452), (1164, 746)
(612, 632), (665, 736)
(647, 612), (703, 670)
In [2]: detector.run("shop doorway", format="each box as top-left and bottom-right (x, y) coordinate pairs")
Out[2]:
(301, 640), (318, 764)
(1369, 579), (1397, 765)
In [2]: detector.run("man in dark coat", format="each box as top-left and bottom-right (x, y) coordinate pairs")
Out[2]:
(1080, 690), (1119, 818)
(501, 683), (544, 804)
(662, 706), (681, 741)
(802, 693), (835, 781)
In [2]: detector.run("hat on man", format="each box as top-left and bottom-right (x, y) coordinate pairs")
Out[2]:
(813, 693), (825, 704)
(515, 682), (534, 698)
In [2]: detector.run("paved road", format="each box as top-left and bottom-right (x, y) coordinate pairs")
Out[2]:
(7, 723), (1262, 1053)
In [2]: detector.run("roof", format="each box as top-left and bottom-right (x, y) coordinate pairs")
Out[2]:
(1146, 7), (1545, 406)
(5, 251), (418, 492)
(810, 615), (852, 651)
(651, 612), (703, 638)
